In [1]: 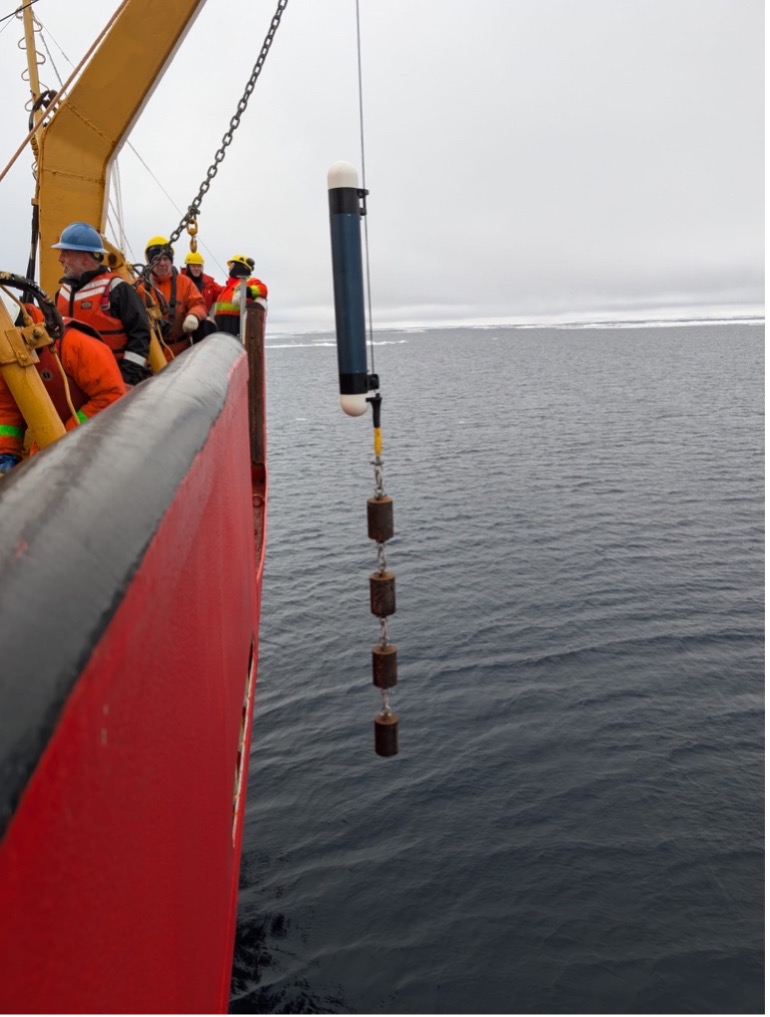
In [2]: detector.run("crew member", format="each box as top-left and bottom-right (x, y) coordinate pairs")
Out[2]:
(181, 251), (221, 313)
(212, 255), (268, 336)
(53, 221), (151, 387)
(140, 237), (212, 358)
(0, 304), (126, 474)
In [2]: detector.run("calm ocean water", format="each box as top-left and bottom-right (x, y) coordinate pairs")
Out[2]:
(229, 321), (764, 1015)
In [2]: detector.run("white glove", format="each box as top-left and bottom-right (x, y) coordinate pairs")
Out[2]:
(182, 314), (199, 333)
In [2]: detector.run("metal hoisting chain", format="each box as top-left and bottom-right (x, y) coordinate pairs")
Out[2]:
(367, 392), (399, 757)
(167, 0), (290, 247)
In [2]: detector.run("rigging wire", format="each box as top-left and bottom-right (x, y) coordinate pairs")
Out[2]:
(14, 11), (137, 255)
(355, 0), (376, 376)
(108, 160), (130, 256)
(117, 145), (227, 275)
(34, 21), (65, 93)
(0, 3), (124, 186)
(9, 9), (227, 274)
(0, 0), (41, 30)
(24, 13), (139, 257)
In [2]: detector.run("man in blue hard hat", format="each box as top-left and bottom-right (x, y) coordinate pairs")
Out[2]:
(53, 222), (151, 387)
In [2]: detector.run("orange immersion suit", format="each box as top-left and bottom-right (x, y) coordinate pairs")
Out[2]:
(0, 315), (126, 458)
(212, 276), (268, 336)
(138, 268), (207, 360)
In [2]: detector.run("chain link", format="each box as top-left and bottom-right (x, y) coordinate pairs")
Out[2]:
(168, 0), (290, 246)
(375, 538), (388, 575)
(372, 457), (385, 499)
(372, 452), (390, 652)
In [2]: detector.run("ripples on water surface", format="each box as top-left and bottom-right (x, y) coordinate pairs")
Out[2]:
(230, 323), (764, 1014)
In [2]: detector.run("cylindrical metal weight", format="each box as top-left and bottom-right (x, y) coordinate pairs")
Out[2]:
(367, 496), (394, 543)
(374, 712), (399, 757)
(369, 571), (396, 617)
(372, 643), (398, 688)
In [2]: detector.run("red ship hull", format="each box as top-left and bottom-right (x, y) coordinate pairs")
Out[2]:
(0, 336), (266, 1013)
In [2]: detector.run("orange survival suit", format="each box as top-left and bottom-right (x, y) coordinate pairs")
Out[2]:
(212, 276), (269, 336)
(0, 309), (126, 460)
(137, 269), (208, 360)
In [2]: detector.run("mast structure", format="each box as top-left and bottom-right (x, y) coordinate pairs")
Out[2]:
(21, 7), (44, 161)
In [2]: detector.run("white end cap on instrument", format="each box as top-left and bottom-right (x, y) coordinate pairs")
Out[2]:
(340, 394), (368, 416)
(328, 161), (359, 190)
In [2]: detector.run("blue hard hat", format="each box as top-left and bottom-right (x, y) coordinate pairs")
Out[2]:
(51, 222), (107, 254)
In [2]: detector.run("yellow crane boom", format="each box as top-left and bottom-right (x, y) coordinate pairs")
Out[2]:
(36, 0), (207, 294)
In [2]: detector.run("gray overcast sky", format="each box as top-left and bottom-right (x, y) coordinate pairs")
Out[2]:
(0, 0), (763, 331)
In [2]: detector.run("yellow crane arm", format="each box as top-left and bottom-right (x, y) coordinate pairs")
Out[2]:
(37, 0), (207, 294)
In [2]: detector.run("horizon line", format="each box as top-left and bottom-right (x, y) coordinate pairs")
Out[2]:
(266, 308), (765, 338)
